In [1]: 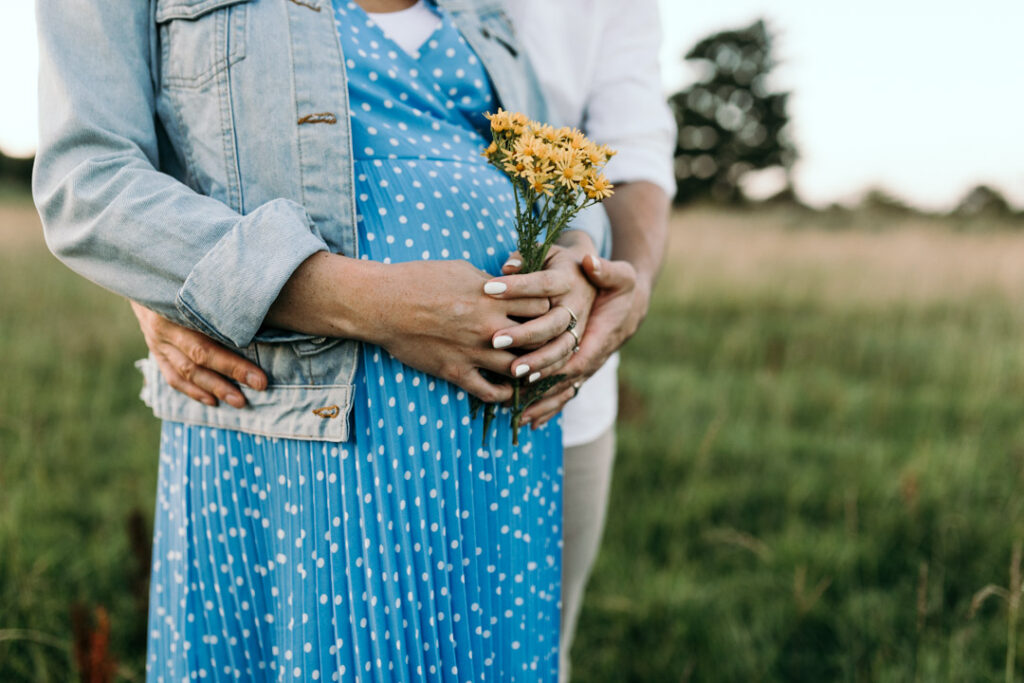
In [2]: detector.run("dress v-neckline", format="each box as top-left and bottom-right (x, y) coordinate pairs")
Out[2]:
(354, 1), (447, 62)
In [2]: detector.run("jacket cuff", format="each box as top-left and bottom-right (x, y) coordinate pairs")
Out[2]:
(176, 198), (329, 347)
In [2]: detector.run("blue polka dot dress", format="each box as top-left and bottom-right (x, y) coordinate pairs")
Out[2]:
(145, 3), (563, 681)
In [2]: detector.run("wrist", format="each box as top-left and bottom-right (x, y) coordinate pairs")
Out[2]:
(556, 229), (597, 257)
(633, 271), (654, 312)
(265, 252), (390, 342)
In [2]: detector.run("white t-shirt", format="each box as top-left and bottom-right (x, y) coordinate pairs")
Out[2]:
(370, 0), (676, 447)
(366, 1), (441, 55)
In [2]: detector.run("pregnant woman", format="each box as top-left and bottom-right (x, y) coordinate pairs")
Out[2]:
(34, 0), (598, 680)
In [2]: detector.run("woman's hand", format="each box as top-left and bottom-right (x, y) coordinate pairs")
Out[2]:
(130, 300), (267, 408)
(366, 259), (561, 403)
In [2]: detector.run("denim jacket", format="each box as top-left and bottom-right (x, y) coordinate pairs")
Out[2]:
(34, 0), (605, 441)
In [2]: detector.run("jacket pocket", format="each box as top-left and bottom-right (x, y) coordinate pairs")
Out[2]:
(156, 0), (253, 89)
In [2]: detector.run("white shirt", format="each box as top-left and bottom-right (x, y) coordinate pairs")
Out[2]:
(373, 0), (676, 447)
(506, 1), (677, 197)
(367, 1), (441, 55)
(508, 0), (675, 447)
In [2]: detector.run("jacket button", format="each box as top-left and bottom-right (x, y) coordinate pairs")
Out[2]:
(313, 405), (340, 419)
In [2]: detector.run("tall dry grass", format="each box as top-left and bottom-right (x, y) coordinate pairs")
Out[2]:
(667, 206), (1024, 307)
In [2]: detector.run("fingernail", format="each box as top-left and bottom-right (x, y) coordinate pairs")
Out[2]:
(203, 397), (217, 407)
(493, 335), (514, 349)
(528, 371), (541, 383)
(514, 364), (530, 377)
(591, 255), (601, 274)
(246, 372), (264, 390)
(484, 281), (507, 295)
(227, 392), (244, 406)
(504, 258), (521, 269)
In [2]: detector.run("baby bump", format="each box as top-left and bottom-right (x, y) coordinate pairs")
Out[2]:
(354, 158), (519, 274)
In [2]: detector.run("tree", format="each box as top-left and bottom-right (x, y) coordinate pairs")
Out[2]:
(668, 19), (796, 204)
(954, 184), (1016, 218)
(0, 149), (34, 189)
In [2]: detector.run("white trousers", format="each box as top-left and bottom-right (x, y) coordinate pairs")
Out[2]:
(560, 427), (617, 683)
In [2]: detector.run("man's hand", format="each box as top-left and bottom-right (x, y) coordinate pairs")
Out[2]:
(521, 180), (670, 427)
(483, 236), (598, 384)
(130, 301), (267, 408)
(520, 254), (647, 427)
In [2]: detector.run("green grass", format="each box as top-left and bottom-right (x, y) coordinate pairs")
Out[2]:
(574, 292), (1024, 682)
(3, 199), (1024, 681)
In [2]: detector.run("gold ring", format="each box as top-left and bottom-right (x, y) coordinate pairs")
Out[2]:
(567, 326), (581, 354)
(556, 304), (578, 331)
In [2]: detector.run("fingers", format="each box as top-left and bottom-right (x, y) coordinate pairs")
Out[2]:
(167, 327), (266, 391)
(152, 347), (218, 408)
(182, 336), (267, 391)
(501, 251), (523, 274)
(470, 348), (521, 379)
(491, 306), (573, 351)
(502, 296), (551, 319)
(160, 344), (248, 409)
(483, 269), (571, 299)
(449, 366), (514, 404)
(581, 254), (637, 291)
(509, 332), (576, 381)
(523, 384), (578, 428)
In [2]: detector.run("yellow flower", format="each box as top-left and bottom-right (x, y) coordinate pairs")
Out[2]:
(564, 128), (587, 150)
(513, 133), (544, 161)
(584, 174), (614, 199)
(486, 108), (513, 133)
(552, 148), (586, 188)
(529, 175), (554, 196)
(534, 124), (561, 144)
(509, 111), (529, 134)
(503, 156), (533, 178)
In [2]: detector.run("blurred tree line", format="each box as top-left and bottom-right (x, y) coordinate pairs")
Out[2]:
(0, 149), (33, 189)
(669, 19), (795, 204)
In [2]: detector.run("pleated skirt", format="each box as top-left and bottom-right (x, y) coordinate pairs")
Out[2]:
(145, 344), (563, 682)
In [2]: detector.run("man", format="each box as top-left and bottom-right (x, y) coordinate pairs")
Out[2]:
(132, 1), (674, 679)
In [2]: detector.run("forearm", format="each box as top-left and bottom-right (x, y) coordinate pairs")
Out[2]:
(603, 180), (670, 294)
(264, 252), (392, 344)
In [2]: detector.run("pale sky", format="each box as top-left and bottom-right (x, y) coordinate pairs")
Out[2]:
(2, 1), (1022, 210)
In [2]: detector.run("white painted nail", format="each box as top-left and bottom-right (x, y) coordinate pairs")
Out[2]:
(493, 335), (514, 349)
(528, 371), (541, 383)
(504, 258), (521, 269)
(514, 364), (531, 377)
(483, 281), (507, 295)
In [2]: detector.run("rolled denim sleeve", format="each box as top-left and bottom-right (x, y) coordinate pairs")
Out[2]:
(33, 0), (329, 348)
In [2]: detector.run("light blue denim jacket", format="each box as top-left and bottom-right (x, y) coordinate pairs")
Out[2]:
(34, 0), (606, 441)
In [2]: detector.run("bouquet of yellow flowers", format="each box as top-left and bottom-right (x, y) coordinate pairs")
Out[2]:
(476, 108), (616, 444)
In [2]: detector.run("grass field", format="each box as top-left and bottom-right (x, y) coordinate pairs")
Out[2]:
(3, 197), (1024, 681)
